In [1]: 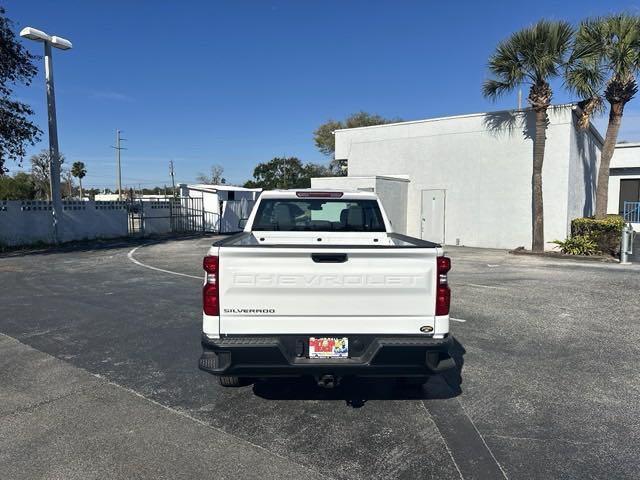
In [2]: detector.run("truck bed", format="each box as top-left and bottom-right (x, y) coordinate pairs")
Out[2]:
(213, 231), (441, 248)
(208, 231), (446, 337)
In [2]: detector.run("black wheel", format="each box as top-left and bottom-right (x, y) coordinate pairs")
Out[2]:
(219, 376), (242, 387)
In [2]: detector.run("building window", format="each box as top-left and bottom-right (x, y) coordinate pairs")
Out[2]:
(228, 191), (235, 201)
(619, 179), (640, 214)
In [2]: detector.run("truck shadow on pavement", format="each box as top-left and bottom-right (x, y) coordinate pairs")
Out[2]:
(252, 338), (465, 408)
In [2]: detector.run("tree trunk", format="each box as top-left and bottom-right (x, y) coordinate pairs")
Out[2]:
(79, 178), (83, 200)
(595, 101), (624, 219)
(532, 109), (547, 252)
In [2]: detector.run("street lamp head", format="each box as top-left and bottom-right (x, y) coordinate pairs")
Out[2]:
(20, 27), (51, 42)
(19, 27), (72, 50)
(51, 36), (72, 50)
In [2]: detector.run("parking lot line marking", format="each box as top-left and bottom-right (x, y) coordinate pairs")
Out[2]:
(127, 245), (201, 280)
(450, 318), (467, 323)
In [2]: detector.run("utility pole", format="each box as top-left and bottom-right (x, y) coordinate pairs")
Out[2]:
(112, 129), (127, 200)
(67, 171), (73, 198)
(169, 160), (176, 196)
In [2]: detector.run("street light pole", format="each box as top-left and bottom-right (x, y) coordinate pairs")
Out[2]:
(43, 41), (63, 236)
(20, 27), (72, 244)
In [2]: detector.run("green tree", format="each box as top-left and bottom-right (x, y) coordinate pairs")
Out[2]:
(243, 157), (331, 190)
(483, 20), (574, 251)
(0, 171), (36, 199)
(303, 162), (332, 180)
(0, 7), (41, 174)
(30, 150), (65, 200)
(71, 161), (87, 199)
(566, 14), (640, 218)
(314, 111), (400, 175)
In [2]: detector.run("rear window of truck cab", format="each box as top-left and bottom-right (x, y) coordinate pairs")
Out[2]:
(252, 199), (386, 232)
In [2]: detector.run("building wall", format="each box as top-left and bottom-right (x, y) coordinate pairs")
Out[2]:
(608, 144), (640, 223)
(610, 143), (640, 169)
(182, 188), (220, 214)
(567, 118), (601, 225)
(311, 176), (376, 192)
(374, 177), (408, 233)
(311, 176), (409, 233)
(335, 106), (600, 249)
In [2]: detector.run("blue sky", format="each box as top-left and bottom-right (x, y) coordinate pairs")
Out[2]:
(5, 0), (640, 189)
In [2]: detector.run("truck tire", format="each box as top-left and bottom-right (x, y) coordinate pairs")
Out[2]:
(219, 376), (242, 387)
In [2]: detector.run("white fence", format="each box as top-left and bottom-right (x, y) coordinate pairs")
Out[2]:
(0, 197), (257, 247)
(0, 200), (128, 247)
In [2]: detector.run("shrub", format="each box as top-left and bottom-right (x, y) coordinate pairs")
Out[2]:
(552, 235), (598, 256)
(570, 215), (625, 256)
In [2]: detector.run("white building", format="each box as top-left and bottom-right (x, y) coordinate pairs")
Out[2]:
(312, 105), (603, 249)
(608, 143), (640, 226)
(94, 193), (172, 202)
(94, 193), (122, 202)
(179, 184), (261, 232)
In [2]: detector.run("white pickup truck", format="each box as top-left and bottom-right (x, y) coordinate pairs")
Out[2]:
(198, 189), (455, 387)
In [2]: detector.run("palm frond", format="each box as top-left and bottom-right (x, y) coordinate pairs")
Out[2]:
(483, 19), (573, 103)
(570, 14), (640, 96)
(482, 79), (515, 100)
(565, 58), (606, 98)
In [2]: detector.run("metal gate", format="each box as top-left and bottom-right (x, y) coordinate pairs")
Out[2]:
(128, 200), (145, 236)
(171, 197), (200, 232)
(126, 197), (234, 235)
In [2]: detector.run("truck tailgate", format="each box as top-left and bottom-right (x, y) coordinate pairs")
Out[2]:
(218, 247), (438, 335)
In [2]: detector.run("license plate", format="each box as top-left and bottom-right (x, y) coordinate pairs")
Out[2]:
(309, 337), (349, 358)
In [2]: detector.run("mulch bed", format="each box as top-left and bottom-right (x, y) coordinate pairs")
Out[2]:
(509, 246), (619, 263)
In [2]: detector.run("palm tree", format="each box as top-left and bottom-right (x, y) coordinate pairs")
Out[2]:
(566, 14), (640, 218)
(483, 20), (574, 252)
(71, 161), (87, 199)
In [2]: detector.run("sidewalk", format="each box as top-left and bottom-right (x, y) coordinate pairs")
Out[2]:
(0, 334), (325, 480)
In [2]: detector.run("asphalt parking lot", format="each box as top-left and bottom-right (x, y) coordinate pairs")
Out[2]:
(1, 235), (639, 479)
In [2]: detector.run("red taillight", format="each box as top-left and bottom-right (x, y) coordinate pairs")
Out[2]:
(436, 256), (451, 316)
(203, 255), (219, 316)
(437, 256), (451, 274)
